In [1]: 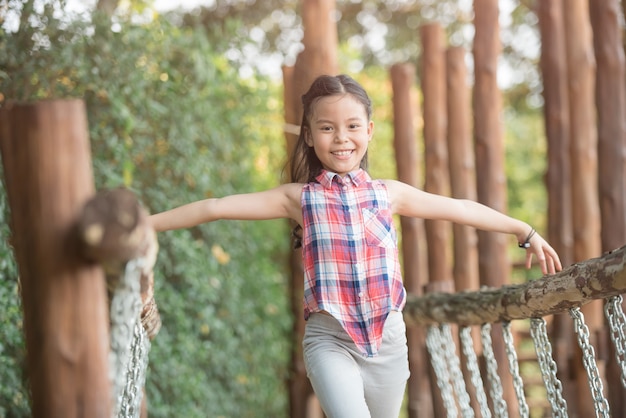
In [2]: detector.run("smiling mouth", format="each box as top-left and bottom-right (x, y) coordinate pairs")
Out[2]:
(332, 150), (353, 156)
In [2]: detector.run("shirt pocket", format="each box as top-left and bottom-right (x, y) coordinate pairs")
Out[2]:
(362, 207), (397, 248)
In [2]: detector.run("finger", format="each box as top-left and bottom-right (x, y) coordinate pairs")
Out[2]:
(550, 248), (563, 271)
(534, 253), (547, 275)
(546, 254), (556, 274)
(525, 251), (533, 270)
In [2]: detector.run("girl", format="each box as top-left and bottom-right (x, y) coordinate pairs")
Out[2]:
(149, 74), (562, 418)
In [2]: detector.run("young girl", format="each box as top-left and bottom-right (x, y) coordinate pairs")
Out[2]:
(149, 74), (562, 418)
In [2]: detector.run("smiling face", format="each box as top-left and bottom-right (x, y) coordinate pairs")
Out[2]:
(304, 94), (374, 177)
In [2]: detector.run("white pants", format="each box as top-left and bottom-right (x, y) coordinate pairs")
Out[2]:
(303, 312), (410, 418)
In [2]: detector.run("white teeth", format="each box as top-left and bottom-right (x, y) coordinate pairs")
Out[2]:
(332, 150), (352, 156)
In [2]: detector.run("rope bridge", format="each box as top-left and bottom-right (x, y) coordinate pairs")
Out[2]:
(404, 244), (626, 417)
(96, 182), (626, 418)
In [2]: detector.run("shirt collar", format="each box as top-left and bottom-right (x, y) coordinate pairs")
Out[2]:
(315, 169), (370, 189)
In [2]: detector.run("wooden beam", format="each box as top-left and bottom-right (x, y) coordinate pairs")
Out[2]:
(404, 244), (626, 326)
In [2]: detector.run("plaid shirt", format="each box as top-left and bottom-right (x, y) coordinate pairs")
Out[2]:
(301, 169), (406, 357)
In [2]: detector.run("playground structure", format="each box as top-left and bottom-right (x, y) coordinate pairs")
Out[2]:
(1, 0), (626, 417)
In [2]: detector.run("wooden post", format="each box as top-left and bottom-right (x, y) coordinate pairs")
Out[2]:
(420, 23), (453, 289)
(0, 99), (111, 418)
(589, 0), (626, 414)
(446, 45), (482, 416)
(472, 0), (515, 413)
(390, 62), (433, 418)
(538, 0), (574, 267)
(420, 22), (452, 418)
(589, 0), (626, 253)
(563, 2), (607, 415)
(285, 1), (338, 417)
(536, 0), (578, 411)
(446, 46), (479, 296)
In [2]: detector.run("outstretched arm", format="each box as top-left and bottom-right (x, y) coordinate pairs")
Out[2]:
(149, 183), (303, 232)
(386, 179), (562, 275)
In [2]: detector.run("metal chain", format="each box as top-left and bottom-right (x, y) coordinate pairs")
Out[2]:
(109, 258), (151, 418)
(460, 327), (492, 418)
(501, 322), (529, 417)
(604, 296), (626, 388)
(570, 308), (610, 418)
(119, 320), (151, 418)
(481, 324), (508, 418)
(529, 318), (568, 417)
(440, 324), (475, 418)
(426, 325), (459, 418)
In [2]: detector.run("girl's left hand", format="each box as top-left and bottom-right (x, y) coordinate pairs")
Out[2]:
(525, 232), (562, 275)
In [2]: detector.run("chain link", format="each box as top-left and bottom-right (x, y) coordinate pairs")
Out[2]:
(481, 324), (508, 418)
(426, 326), (459, 417)
(460, 327), (492, 418)
(570, 308), (610, 417)
(109, 258), (152, 418)
(119, 321), (151, 418)
(502, 322), (529, 417)
(604, 296), (626, 388)
(440, 324), (474, 418)
(529, 318), (568, 417)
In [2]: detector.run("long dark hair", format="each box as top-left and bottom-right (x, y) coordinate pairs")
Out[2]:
(289, 75), (372, 248)
(289, 74), (372, 184)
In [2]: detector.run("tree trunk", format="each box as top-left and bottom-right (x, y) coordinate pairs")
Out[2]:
(96, 0), (118, 17)
(0, 99), (111, 418)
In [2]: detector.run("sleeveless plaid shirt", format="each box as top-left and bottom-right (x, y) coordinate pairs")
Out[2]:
(301, 169), (406, 357)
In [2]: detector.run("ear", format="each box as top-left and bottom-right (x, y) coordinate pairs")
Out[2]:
(304, 127), (314, 147)
(367, 120), (374, 142)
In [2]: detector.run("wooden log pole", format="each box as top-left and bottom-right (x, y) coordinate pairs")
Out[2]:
(472, 0), (515, 411)
(590, 0), (626, 253)
(420, 22), (451, 418)
(285, 2), (338, 417)
(0, 99), (111, 418)
(404, 244), (626, 327)
(589, 0), (626, 413)
(537, 0), (578, 409)
(446, 46), (482, 416)
(420, 23), (453, 293)
(390, 62), (433, 418)
(446, 46), (479, 295)
(563, 2), (606, 415)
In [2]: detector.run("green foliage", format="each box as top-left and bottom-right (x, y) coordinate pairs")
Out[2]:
(0, 179), (30, 417)
(1, 5), (291, 417)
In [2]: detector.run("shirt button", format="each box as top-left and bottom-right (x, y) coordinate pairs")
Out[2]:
(342, 185), (348, 190)
(358, 291), (363, 298)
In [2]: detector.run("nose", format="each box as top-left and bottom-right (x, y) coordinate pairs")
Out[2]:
(334, 129), (347, 142)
